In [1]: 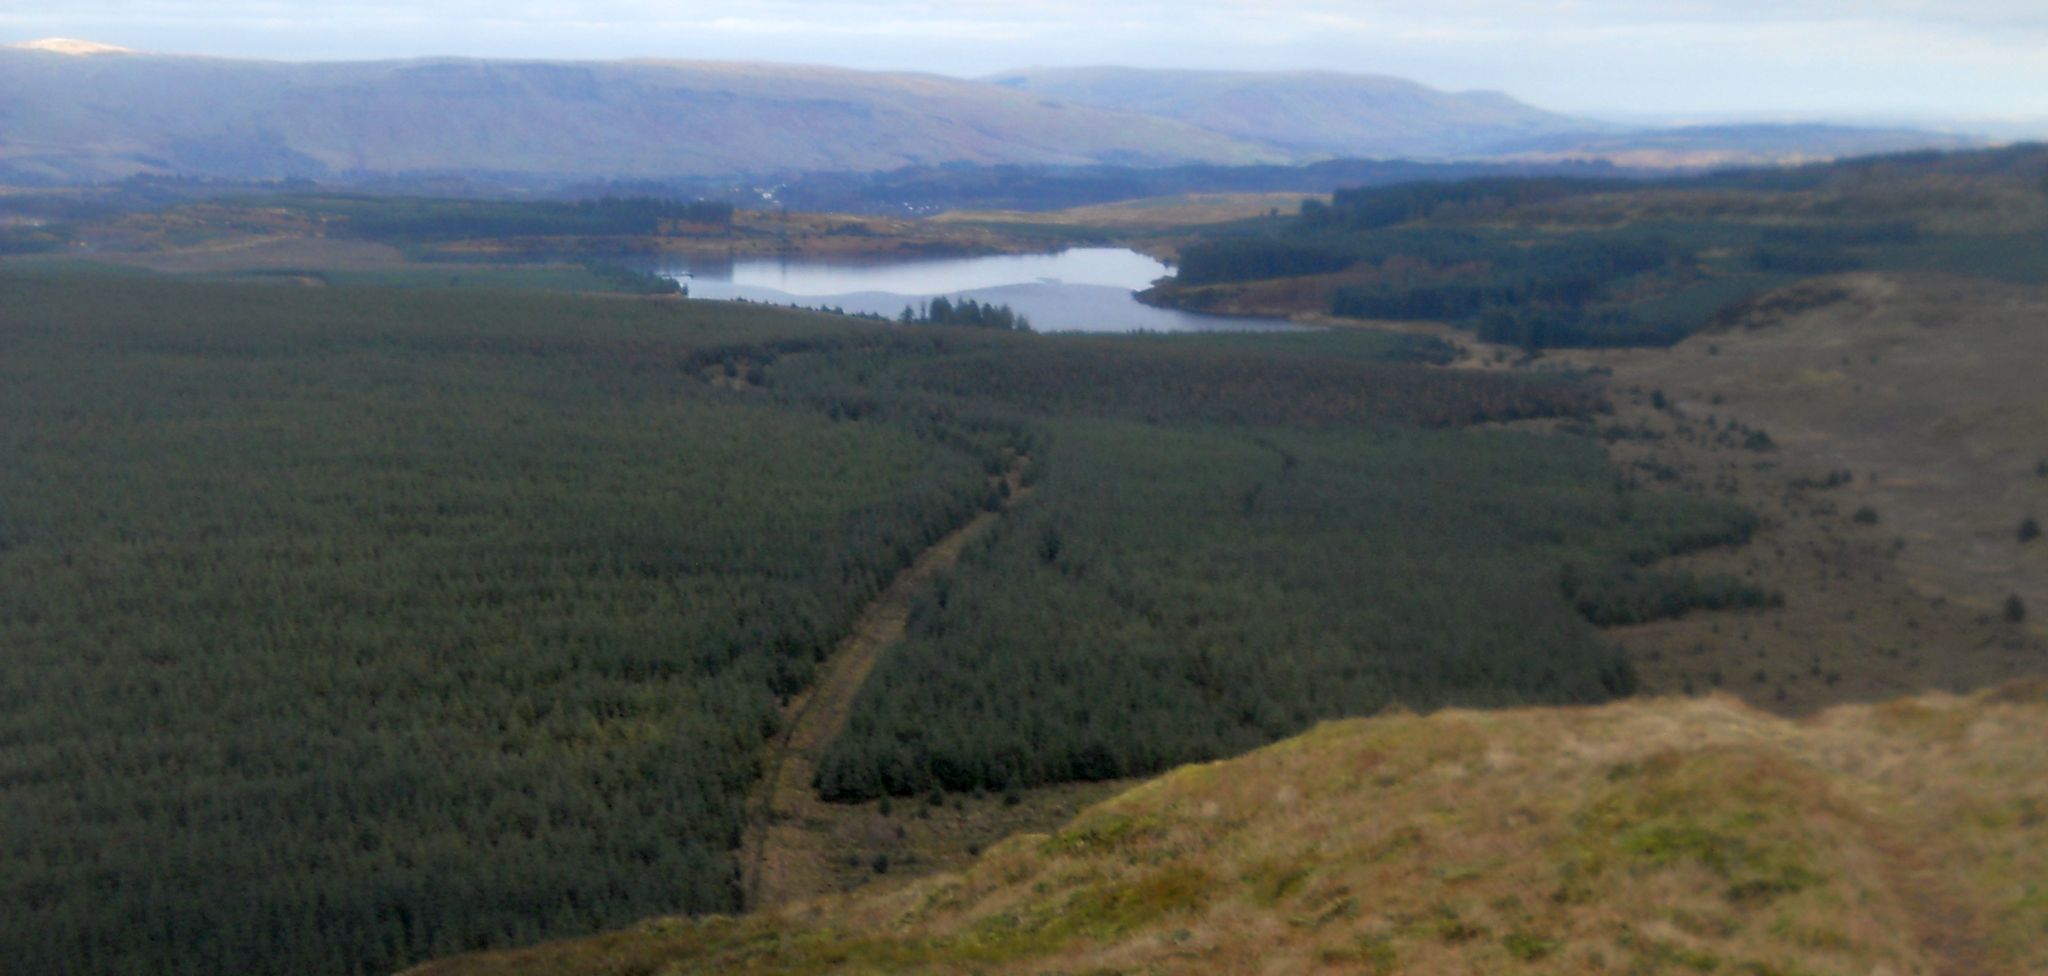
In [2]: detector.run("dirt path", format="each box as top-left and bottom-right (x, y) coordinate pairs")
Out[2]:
(741, 461), (1032, 910)
(1860, 820), (2000, 976)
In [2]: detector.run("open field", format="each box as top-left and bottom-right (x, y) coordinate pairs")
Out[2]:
(7, 251), (695, 293)
(2, 194), (1076, 272)
(1, 187), (1340, 286)
(50, 235), (414, 273)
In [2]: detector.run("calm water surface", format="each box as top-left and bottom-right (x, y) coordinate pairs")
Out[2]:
(652, 247), (1300, 333)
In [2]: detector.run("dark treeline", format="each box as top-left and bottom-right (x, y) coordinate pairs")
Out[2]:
(1329, 236), (1686, 313)
(1173, 226), (1485, 286)
(579, 260), (686, 294)
(1564, 566), (1782, 627)
(1174, 238), (1357, 285)
(1185, 211), (1814, 348)
(1305, 176), (1638, 231)
(0, 275), (1005, 976)
(813, 420), (1757, 800)
(896, 338), (1607, 428)
(1681, 142), (2048, 193)
(793, 330), (1755, 804)
(1758, 221), (1922, 247)
(1326, 234), (1701, 347)
(1156, 144), (2048, 349)
(1468, 305), (1700, 349)
(898, 296), (1031, 330)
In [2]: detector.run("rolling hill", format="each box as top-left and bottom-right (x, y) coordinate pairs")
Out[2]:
(985, 67), (1986, 167)
(405, 685), (2048, 975)
(0, 46), (1284, 183)
(0, 41), (1988, 186)
(984, 66), (1598, 158)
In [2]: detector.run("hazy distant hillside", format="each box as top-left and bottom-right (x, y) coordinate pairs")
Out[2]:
(0, 47), (1284, 182)
(0, 42), (1990, 186)
(985, 66), (1596, 158)
(1484, 122), (1985, 167)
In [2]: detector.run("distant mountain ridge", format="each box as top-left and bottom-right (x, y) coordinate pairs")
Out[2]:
(0, 46), (1283, 183)
(0, 40), (1989, 185)
(984, 66), (1600, 158)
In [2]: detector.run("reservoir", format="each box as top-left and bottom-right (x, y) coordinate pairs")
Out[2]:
(651, 247), (1300, 333)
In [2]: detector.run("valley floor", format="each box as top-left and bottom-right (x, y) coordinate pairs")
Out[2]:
(564, 268), (2048, 934)
(579, 268), (2048, 925)
(14, 211), (2048, 975)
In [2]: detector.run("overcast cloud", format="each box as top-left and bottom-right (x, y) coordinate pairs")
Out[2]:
(6, 0), (2047, 121)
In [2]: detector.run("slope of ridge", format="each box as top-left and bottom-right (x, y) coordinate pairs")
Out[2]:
(0, 49), (1285, 182)
(405, 684), (2048, 975)
(1482, 122), (1986, 168)
(985, 66), (1597, 159)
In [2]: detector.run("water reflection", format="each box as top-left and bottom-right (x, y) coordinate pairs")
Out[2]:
(650, 247), (1300, 334)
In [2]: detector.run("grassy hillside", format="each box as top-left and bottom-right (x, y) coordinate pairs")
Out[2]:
(1558, 271), (2048, 678)
(404, 683), (2048, 975)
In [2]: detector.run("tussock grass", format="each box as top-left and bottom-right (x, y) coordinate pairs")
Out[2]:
(409, 684), (2048, 975)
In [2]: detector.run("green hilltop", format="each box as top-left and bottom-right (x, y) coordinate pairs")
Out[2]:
(407, 684), (2048, 976)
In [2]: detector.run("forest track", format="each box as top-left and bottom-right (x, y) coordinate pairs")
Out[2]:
(740, 459), (1032, 910)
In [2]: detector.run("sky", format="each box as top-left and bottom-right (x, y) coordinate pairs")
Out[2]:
(7, 1), (2048, 124)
